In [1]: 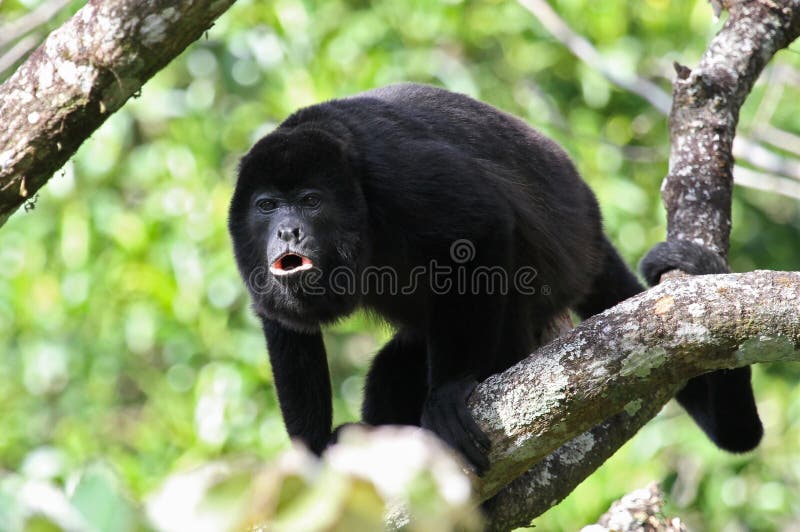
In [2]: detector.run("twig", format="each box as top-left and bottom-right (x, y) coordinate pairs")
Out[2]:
(734, 165), (800, 200)
(0, 0), (73, 49)
(517, 0), (672, 114)
(515, 81), (666, 162)
(750, 65), (783, 129)
(733, 137), (800, 182)
(517, 0), (800, 194)
(0, 35), (39, 79)
(752, 125), (800, 159)
(747, 66), (800, 161)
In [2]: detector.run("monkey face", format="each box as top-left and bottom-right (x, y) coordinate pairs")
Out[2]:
(229, 127), (368, 331)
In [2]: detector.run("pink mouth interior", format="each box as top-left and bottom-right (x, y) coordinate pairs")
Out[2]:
(270, 253), (314, 276)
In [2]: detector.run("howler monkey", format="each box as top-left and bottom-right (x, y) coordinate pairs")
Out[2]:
(228, 83), (762, 471)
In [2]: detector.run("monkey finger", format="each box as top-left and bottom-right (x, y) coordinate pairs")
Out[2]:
(456, 400), (491, 452)
(440, 405), (489, 473)
(423, 406), (457, 450)
(453, 379), (491, 451)
(454, 428), (490, 473)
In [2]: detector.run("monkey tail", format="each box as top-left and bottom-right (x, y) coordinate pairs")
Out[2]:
(640, 240), (763, 452)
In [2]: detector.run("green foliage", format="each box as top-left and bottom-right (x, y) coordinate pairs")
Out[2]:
(147, 428), (481, 531)
(0, 463), (145, 532)
(2, 0), (800, 529)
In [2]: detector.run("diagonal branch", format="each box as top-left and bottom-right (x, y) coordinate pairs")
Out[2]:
(472, 270), (800, 523)
(516, 0), (672, 113)
(731, 165), (800, 200)
(517, 0), (800, 196)
(318, 273), (799, 532)
(0, 0), (237, 227)
(482, 383), (678, 531)
(0, 35), (40, 79)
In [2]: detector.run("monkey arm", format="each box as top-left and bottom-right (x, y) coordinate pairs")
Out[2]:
(261, 317), (333, 454)
(421, 293), (503, 473)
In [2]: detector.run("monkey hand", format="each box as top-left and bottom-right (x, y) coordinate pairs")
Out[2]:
(421, 377), (491, 473)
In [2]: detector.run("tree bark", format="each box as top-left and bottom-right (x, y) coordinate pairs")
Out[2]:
(482, 384), (678, 531)
(580, 483), (687, 532)
(664, 0), (800, 256)
(0, 0), (237, 227)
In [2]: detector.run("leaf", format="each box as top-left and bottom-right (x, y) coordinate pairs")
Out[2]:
(69, 465), (137, 532)
(23, 515), (64, 532)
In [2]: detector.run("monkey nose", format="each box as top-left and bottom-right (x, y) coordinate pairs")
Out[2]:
(277, 226), (302, 242)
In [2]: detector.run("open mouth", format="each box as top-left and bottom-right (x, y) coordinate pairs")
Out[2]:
(270, 252), (314, 276)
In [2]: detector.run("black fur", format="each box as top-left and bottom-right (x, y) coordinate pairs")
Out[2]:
(640, 240), (763, 452)
(229, 83), (643, 470)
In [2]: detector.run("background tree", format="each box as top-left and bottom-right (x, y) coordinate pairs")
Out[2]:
(1, 0), (800, 530)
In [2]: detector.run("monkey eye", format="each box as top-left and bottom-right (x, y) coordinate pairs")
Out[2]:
(300, 193), (321, 208)
(256, 198), (277, 213)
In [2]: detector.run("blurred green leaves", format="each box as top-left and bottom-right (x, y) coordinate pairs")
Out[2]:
(142, 428), (480, 532)
(0, 463), (142, 532)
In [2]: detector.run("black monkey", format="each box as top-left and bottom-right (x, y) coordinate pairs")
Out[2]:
(228, 83), (644, 471)
(641, 240), (763, 452)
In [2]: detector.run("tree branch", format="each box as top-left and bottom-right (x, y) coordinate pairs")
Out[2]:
(0, 35), (40, 79)
(0, 0), (237, 227)
(482, 384), (678, 531)
(733, 164), (800, 200)
(664, 0), (800, 255)
(516, 0), (672, 113)
(471, 270), (800, 503)
(304, 270), (799, 531)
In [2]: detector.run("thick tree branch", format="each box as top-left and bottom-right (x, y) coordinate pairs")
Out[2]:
(472, 270), (800, 514)
(0, 0), (237, 227)
(311, 271), (799, 530)
(319, 271), (798, 530)
(482, 384), (678, 531)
